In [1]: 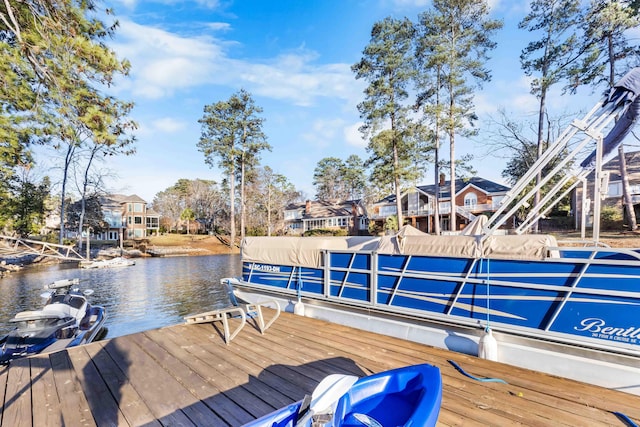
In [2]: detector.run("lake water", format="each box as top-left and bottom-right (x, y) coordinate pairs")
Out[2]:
(0, 254), (242, 338)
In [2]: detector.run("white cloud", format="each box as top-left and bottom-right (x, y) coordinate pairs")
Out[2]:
(206, 22), (231, 32)
(152, 117), (187, 133)
(111, 20), (226, 99)
(302, 118), (346, 148)
(344, 122), (366, 148)
(111, 20), (362, 106)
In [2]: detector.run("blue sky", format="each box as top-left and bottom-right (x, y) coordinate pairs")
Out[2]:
(46, 0), (612, 202)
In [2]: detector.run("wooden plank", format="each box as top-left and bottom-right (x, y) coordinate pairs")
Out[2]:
(102, 334), (203, 426)
(83, 341), (161, 427)
(1, 309), (639, 427)
(0, 365), (8, 426)
(29, 355), (63, 426)
(137, 329), (246, 426)
(1, 357), (31, 427)
(162, 322), (301, 410)
(48, 351), (97, 427)
(169, 324), (308, 402)
(66, 345), (129, 426)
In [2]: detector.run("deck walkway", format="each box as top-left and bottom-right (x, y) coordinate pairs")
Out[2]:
(1, 310), (639, 426)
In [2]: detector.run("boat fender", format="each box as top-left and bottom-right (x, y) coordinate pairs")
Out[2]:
(478, 328), (498, 361)
(294, 300), (305, 316)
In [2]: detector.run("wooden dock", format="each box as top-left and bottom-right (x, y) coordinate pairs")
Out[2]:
(1, 310), (639, 426)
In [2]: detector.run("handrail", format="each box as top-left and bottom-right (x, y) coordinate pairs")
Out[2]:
(0, 235), (86, 261)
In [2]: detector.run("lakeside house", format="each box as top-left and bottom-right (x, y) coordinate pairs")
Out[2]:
(284, 200), (368, 235)
(99, 194), (160, 240)
(370, 176), (511, 233)
(43, 194), (159, 241)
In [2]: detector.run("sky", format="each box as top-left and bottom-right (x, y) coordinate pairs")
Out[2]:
(38, 0), (611, 203)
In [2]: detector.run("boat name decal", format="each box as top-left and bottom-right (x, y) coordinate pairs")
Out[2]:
(253, 264), (281, 273)
(575, 318), (640, 343)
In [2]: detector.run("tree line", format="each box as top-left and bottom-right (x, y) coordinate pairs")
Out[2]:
(1, 0), (639, 241)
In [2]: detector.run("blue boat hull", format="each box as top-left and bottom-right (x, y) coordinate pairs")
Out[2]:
(240, 246), (640, 354)
(243, 364), (442, 427)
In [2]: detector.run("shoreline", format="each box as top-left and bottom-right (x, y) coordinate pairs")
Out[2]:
(0, 235), (239, 276)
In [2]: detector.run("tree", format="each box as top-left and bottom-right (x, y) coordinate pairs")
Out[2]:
(343, 155), (367, 201)
(188, 179), (225, 231)
(313, 155), (367, 202)
(1, 1), (136, 242)
(416, 0), (502, 231)
(313, 157), (347, 201)
(180, 208), (196, 234)
(198, 89), (271, 244)
(415, 21), (446, 235)
(352, 17), (421, 229)
(67, 195), (108, 235)
(245, 166), (300, 235)
(519, 0), (581, 231)
(5, 165), (51, 236)
(153, 188), (183, 233)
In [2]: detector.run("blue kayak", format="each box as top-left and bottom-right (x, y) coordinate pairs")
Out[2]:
(243, 364), (442, 427)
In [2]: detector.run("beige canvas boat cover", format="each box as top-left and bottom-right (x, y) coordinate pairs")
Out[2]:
(242, 230), (558, 267)
(241, 236), (380, 268)
(400, 234), (481, 257)
(481, 234), (559, 260)
(377, 224), (426, 254)
(460, 215), (488, 236)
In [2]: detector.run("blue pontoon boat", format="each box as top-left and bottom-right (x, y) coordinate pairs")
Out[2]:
(225, 69), (640, 396)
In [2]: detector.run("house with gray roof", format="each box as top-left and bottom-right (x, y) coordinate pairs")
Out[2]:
(370, 176), (511, 233)
(284, 200), (368, 235)
(98, 194), (159, 240)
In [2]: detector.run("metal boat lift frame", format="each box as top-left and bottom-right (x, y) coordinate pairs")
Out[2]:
(483, 89), (634, 241)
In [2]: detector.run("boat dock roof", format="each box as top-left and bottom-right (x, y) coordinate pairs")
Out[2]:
(1, 310), (638, 426)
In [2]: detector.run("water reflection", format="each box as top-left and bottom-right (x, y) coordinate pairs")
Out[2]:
(0, 254), (242, 339)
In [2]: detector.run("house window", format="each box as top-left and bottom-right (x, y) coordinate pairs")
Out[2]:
(464, 193), (478, 208)
(134, 216), (143, 225)
(380, 205), (397, 216)
(608, 182), (622, 197)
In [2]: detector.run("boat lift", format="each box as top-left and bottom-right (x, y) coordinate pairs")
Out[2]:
(484, 68), (640, 242)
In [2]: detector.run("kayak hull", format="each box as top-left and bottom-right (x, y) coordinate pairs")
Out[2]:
(243, 364), (442, 427)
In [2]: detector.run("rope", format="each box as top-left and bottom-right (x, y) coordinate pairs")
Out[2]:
(486, 258), (491, 331)
(613, 412), (639, 427)
(448, 360), (507, 384)
(296, 267), (303, 300)
(478, 258), (491, 331)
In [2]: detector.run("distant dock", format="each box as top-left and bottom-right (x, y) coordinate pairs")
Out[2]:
(1, 310), (638, 426)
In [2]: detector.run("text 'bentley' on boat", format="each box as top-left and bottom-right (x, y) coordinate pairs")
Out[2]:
(223, 68), (640, 396)
(0, 278), (107, 364)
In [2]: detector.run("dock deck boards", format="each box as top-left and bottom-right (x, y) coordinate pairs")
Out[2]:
(1, 310), (638, 426)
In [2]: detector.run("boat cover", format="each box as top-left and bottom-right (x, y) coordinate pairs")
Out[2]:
(242, 236), (380, 268)
(242, 230), (558, 267)
(481, 234), (558, 260)
(581, 67), (640, 167)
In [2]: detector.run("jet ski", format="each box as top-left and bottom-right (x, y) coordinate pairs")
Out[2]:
(0, 278), (107, 364)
